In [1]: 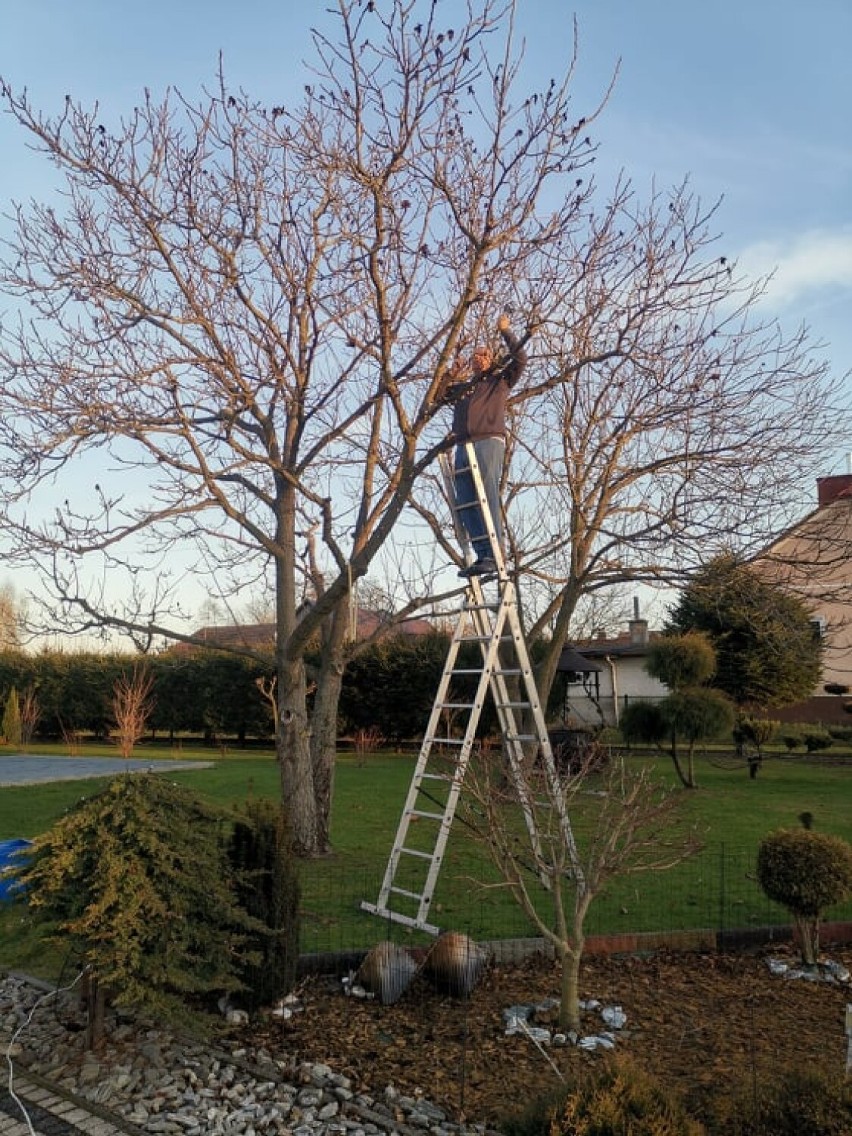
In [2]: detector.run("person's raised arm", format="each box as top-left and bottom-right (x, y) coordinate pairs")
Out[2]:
(496, 313), (527, 386)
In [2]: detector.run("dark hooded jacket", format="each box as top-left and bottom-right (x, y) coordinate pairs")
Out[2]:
(444, 329), (527, 442)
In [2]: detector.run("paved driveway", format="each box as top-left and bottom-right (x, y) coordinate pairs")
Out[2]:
(0, 755), (214, 786)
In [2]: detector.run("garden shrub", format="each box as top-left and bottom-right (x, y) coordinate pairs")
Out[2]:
(1, 686), (21, 746)
(733, 716), (778, 750)
(756, 827), (852, 965)
(704, 1068), (852, 1135)
(227, 798), (300, 1009)
(801, 726), (832, 753)
(778, 727), (801, 752)
(20, 774), (257, 1028)
(618, 700), (667, 748)
(501, 1055), (704, 1136)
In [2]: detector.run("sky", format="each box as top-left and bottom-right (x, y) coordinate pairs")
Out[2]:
(1, 0), (852, 633)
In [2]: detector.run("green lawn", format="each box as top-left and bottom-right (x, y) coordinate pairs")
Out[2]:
(0, 745), (850, 973)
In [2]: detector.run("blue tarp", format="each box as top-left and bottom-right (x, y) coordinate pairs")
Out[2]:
(0, 838), (32, 903)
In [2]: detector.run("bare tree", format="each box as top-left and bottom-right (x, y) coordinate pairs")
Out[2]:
(462, 752), (701, 1032)
(0, 584), (23, 651)
(112, 665), (155, 759)
(0, 2), (613, 854)
(18, 685), (41, 751)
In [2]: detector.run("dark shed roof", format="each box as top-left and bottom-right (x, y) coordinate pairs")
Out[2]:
(556, 646), (603, 673)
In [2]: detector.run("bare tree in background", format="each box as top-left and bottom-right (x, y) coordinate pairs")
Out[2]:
(462, 752), (701, 1032)
(0, 2), (843, 852)
(112, 666), (155, 759)
(0, 584), (23, 651)
(18, 686), (41, 751)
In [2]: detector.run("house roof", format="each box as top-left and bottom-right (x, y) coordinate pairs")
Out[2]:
(556, 646), (602, 673)
(175, 608), (435, 653)
(574, 629), (663, 659)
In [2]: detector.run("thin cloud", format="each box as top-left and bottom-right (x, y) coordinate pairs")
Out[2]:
(738, 230), (852, 309)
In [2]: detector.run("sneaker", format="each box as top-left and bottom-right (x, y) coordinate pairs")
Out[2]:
(459, 557), (497, 578)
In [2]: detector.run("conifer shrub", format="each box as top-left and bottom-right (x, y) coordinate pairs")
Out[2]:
(19, 774), (258, 1028)
(704, 1068), (852, 1135)
(778, 727), (802, 752)
(500, 1055), (704, 1136)
(2, 686), (22, 746)
(756, 827), (852, 965)
(801, 725), (832, 753)
(227, 798), (300, 1009)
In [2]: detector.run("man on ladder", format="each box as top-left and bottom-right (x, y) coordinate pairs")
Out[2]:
(360, 312), (580, 934)
(437, 313), (527, 578)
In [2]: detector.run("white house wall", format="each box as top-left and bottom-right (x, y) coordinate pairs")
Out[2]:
(563, 655), (668, 727)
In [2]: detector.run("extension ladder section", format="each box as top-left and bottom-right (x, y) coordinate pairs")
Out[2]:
(361, 444), (579, 934)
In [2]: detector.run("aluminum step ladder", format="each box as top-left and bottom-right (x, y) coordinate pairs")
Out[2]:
(361, 443), (580, 934)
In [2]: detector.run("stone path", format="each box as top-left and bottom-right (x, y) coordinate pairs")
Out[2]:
(0, 1072), (142, 1135)
(0, 756), (214, 787)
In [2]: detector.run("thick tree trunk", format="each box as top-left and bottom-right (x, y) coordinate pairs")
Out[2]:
(277, 656), (318, 856)
(311, 642), (346, 855)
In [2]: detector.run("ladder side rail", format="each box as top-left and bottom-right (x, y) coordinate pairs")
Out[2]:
(461, 441), (506, 573)
(473, 579), (551, 870)
(409, 598), (514, 925)
(366, 591), (512, 927)
(438, 450), (471, 558)
(504, 606), (585, 881)
(369, 612), (481, 913)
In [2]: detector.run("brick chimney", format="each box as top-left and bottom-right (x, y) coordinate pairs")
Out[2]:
(628, 596), (649, 646)
(817, 474), (852, 506)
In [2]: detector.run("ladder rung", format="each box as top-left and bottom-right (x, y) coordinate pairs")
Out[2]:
(399, 845), (435, 858)
(408, 810), (444, 822)
(422, 739), (464, 749)
(496, 701), (533, 710)
(389, 885), (427, 900)
(437, 702), (475, 710)
(419, 770), (455, 781)
(449, 667), (522, 677)
(359, 902), (441, 935)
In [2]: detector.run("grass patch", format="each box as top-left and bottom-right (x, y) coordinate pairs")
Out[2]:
(0, 746), (850, 974)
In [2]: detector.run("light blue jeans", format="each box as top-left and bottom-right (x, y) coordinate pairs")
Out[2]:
(454, 438), (505, 562)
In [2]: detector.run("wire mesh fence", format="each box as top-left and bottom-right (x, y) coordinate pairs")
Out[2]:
(298, 840), (852, 959)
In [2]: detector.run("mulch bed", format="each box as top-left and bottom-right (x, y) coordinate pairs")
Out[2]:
(244, 942), (852, 1127)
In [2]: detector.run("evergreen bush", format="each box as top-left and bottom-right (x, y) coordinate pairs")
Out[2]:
(756, 827), (852, 965)
(19, 774), (257, 1028)
(227, 798), (300, 1009)
(778, 726), (802, 751)
(2, 686), (21, 746)
(501, 1056), (704, 1136)
(704, 1068), (852, 1135)
(801, 726), (832, 753)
